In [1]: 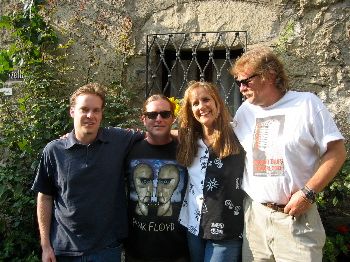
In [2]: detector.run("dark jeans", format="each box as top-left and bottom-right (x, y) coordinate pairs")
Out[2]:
(125, 254), (190, 262)
(57, 245), (122, 262)
(187, 232), (242, 262)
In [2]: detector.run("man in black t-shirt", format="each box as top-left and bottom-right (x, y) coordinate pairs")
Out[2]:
(125, 95), (189, 262)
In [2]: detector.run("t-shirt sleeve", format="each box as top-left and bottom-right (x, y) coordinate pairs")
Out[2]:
(31, 147), (56, 195)
(123, 129), (145, 154)
(311, 95), (344, 155)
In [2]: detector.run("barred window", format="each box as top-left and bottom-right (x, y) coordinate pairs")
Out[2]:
(145, 31), (247, 114)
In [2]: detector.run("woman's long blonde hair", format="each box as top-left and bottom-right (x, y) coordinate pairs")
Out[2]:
(176, 81), (241, 167)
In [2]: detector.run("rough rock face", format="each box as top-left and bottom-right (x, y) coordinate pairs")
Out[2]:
(1, 0), (349, 142)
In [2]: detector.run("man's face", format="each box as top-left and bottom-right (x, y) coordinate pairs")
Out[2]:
(70, 94), (103, 142)
(142, 99), (174, 139)
(235, 69), (267, 106)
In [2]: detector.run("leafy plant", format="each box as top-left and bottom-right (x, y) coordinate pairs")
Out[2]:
(318, 158), (350, 211)
(103, 81), (140, 128)
(275, 20), (295, 53)
(320, 158), (350, 261)
(323, 224), (350, 262)
(0, 1), (138, 260)
(0, 81), (71, 261)
(0, 2), (64, 260)
(0, 1), (58, 83)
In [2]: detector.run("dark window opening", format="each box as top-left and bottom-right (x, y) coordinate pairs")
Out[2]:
(146, 31), (247, 115)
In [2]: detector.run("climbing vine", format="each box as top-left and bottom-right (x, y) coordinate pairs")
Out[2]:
(0, 2), (67, 260)
(0, 1), (138, 260)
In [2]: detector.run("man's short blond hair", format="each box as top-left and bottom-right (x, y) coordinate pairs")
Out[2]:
(70, 83), (106, 108)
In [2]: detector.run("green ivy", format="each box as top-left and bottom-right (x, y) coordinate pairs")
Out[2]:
(103, 81), (140, 128)
(0, 1), (139, 260)
(0, 82), (70, 261)
(275, 21), (295, 53)
(319, 158), (350, 261)
(0, 1), (58, 83)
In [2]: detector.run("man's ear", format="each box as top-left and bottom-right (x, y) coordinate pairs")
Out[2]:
(69, 107), (74, 118)
(141, 115), (146, 125)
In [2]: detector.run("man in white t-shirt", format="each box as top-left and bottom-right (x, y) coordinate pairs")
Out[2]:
(230, 46), (346, 261)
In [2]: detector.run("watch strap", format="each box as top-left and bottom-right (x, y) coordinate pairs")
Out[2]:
(301, 185), (316, 204)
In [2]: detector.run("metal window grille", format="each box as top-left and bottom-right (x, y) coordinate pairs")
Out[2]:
(145, 31), (247, 114)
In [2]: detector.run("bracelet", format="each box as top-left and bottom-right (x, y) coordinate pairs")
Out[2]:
(301, 185), (316, 204)
(300, 193), (313, 204)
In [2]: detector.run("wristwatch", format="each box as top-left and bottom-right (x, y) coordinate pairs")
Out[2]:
(301, 186), (317, 204)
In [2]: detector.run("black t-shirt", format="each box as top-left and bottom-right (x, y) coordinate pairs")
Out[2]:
(125, 139), (189, 261)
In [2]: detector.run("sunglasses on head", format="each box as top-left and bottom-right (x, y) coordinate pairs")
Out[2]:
(144, 110), (172, 119)
(235, 74), (259, 87)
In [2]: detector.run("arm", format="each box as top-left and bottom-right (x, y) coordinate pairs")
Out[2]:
(285, 139), (346, 217)
(37, 192), (56, 262)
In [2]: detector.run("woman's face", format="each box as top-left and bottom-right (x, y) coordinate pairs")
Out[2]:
(189, 86), (219, 129)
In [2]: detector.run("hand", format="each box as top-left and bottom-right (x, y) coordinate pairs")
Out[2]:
(42, 245), (56, 262)
(59, 133), (69, 139)
(284, 190), (312, 217)
(170, 129), (179, 141)
(126, 128), (144, 133)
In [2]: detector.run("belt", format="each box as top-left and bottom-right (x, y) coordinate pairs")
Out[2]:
(261, 202), (286, 213)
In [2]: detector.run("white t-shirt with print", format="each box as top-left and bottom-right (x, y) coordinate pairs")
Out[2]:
(233, 91), (344, 204)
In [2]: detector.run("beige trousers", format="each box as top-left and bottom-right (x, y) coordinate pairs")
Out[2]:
(242, 195), (325, 262)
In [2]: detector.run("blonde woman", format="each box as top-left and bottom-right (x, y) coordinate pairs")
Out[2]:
(177, 81), (245, 262)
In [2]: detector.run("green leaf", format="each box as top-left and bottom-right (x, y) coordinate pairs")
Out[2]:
(332, 196), (339, 206)
(17, 139), (28, 151)
(0, 15), (12, 29)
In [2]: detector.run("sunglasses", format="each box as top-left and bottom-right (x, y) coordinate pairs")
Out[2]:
(235, 74), (259, 87)
(144, 110), (172, 119)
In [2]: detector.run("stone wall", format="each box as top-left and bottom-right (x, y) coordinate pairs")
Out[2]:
(1, 0), (349, 143)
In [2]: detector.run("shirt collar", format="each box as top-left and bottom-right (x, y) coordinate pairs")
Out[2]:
(64, 128), (108, 149)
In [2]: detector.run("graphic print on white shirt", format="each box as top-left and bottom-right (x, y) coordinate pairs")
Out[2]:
(201, 202), (208, 214)
(253, 115), (285, 176)
(179, 141), (208, 235)
(200, 149), (209, 172)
